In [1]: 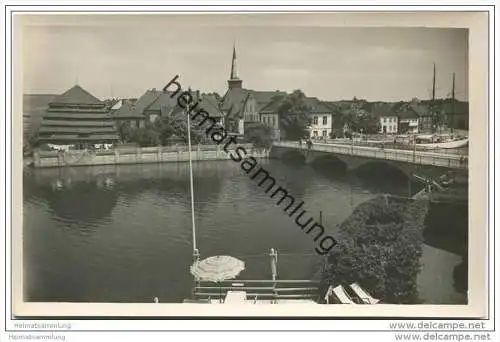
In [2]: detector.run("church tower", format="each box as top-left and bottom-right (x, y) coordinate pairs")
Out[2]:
(227, 44), (243, 90)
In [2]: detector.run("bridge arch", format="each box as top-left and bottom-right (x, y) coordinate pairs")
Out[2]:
(355, 160), (412, 180)
(354, 160), (413, 179)
(278, 150), (306, 164)
(308, 154), (348, 175)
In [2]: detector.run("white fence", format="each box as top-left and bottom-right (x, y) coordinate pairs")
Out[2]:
(33, 144), (265, 168)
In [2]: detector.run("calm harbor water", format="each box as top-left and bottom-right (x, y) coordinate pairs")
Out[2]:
(22, 159), (466, 303)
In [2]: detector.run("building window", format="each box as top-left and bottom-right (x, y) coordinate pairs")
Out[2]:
(384, 118), (387, 123)
(313, 116), (318, 125)
(322, 130), (327, 137)
(136, 120), (141, 127)
(322, 116), (328, 125)
(272, 117), (276, 126)
(313, 131), (318, 137)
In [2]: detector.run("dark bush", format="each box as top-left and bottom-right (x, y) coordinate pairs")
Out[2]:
(321, 195), (429, 304)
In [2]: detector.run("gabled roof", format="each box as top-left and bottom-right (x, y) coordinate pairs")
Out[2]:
(397, 106), (420, 119)
(103, 98), (121, 108)
(113, 100), (144, 119)
(221, 88), (248, 111)
(259, 94), (287, 113)
(197, 93), (224, 118)
(303, 97), (333, 113)
(221, 88), (286, 118)
(144, 91), (178, 113)
(249, 90), (286, 111)
(410, 103), (430, 117)
(221, 88), (251, 119)
(132, 89), (162, 115)
(371, 102), (396, 118)
(50, 85), (102, 105)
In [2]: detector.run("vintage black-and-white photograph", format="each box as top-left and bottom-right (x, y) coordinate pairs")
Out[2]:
(20, 13), (471, 311)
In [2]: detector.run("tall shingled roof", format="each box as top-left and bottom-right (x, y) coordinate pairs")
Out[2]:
(49, 85), (102, 105)
(38, 85), (119, 144)
(23, 94), (56, 139)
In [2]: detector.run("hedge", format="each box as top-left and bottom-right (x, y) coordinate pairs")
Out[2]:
(320, 195), (429, 304)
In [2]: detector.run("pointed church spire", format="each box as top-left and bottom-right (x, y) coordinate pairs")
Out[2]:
(230, 43), (237, 80)
(228, 43), (243, 90)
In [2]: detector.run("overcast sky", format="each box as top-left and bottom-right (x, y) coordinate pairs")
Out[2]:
(20, 14), (468, 102)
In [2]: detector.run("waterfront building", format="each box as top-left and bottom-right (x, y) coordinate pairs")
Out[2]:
(259, 101), (281, 141)
(378, 115), (399, 134)
(114, 87), (225, 130)
(304, 97), (334, 140)
(411, 103), (433, 133)
(397, 106), (420, 134)
(37, 85), (119, 148)
(112, 98), (147, 128)
(369, 101), (399, 135)
(115, 89), (161, 128)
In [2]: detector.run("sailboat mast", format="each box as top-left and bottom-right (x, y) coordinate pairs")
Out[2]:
(432, 63), (436, 102)
(451, 73), (455, 134)
(186, 91), (198, 260)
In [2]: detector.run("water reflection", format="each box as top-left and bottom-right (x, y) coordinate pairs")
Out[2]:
(44, 181), (118, 224)
(28, 162), (226, 215)
(23, 159), (467, 303)
(422, 200), (468, 300)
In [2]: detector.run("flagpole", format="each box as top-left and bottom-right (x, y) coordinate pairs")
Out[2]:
(186, 90), (199, 262)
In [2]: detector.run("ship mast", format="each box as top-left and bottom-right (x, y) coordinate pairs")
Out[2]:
(431, 63), (436, 133)
(450, 72), (455, 134)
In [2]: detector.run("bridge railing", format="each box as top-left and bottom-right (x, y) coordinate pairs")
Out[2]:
(320, 138), (468, 155)
(273, 141), (468, 169)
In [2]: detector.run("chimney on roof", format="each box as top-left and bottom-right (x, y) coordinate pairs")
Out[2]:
(152, 88), (157, 92)
(196, 90), (200, 100)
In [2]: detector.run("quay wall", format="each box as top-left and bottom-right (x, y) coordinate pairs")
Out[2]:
(33, 144), (269, 168)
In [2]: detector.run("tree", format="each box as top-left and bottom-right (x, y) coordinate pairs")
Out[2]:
(130, 126), (160, 147)
(244, 122), (273, 149)
(117, 121), (134, 143)
(276, 90), (312, 140)
(357, 114), (381, 134)
(338, 101), (380, 135)
(154, 111), (210, 145)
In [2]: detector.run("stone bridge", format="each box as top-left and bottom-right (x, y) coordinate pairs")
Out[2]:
(270, 141), (468, 179)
